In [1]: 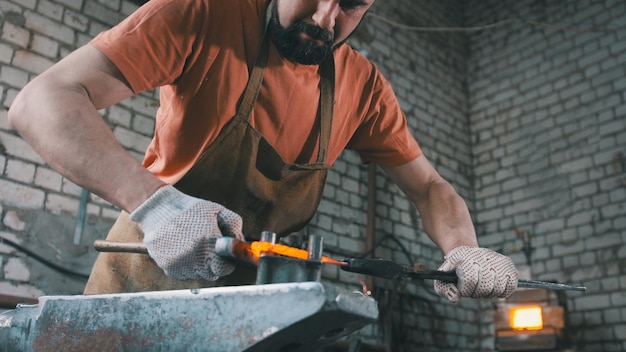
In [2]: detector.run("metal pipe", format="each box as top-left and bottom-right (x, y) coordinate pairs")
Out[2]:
(365, 164), (377, 291)
(260, 231), (277, 244)
(307, 235), (323, 260)
(72, 189), (90, 246)
(93, 240), (147, 254)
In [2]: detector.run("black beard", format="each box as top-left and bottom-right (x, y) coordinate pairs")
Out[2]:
(269, 3), (334, 65)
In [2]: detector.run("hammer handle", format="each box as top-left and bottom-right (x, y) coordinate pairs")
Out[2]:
(93, 240), (148, 254)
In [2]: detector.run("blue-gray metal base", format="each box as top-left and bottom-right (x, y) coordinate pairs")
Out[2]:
(1, 281), (378, 351)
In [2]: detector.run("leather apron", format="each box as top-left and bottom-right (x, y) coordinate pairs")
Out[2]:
(84, 17), (336, 294)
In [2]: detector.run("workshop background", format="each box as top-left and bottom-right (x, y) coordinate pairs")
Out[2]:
(0, 0), (624, 351)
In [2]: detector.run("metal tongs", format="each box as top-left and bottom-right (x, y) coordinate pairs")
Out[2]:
(341, 257), (586, 291)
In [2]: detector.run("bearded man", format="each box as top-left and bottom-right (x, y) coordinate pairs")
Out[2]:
(8, 0), (517, 303)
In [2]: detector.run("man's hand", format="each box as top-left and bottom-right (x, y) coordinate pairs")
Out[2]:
(434, 246), (518, 303)
(129, 185), (245, 281)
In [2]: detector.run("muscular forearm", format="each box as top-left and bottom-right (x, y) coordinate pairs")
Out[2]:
(384, 157), (517, 302)
(382, 156), (479, 255)
(414, 180), (478, 255)
(8, 72), (163, 213)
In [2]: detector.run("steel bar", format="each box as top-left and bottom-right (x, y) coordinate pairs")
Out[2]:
(515, 279), (586, 291)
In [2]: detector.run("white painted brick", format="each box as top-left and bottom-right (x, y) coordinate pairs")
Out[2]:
(0, 42), (14, 64)
(83, 1), (125, 26)
(38, 0), (64, 21)
(0, 282), (44, 299)
(19, 0), (37, 10)
(585, 232), (622, 251)
(6, 158), (36, 183)
(614, 325), (626, 345)
(45, 192), (79, 215)
(0, 1), (23, 13)
(0, 231), (23, 244)
(0, 131), (45, 164)
(101, 206), (120, 220)
(89, 21), (110, 37)
(1, 22), (30, 48)
(30, 34), (59, 59)
(76, 32), (92, 48)
(4, 84), (25, 105)
(54, 0), (84, 11)
(34, 166), (63, 191)
(120, 94), (159, 117)
(12, 50), (55, 75)
(552, 241), (584, 257)
(24, 11), (75, 45)
(98, 0), (121, 11)
(4, 257), (30, 282)
(599, 119), (626, 137)
(132, 114), (155, 135)
(64, 9), (89, 32)
(3, 210), (26, 231)
(113, 126), (151, 152)
(535, 218), (565, 233)
(61, 178), (82, 196)
(0, 243), (14, 255)
(559, 156), (593, 173)
(121, 1), (140, 16)
(572, 182), (598, 197)
(107, 105), (131, 128)
(0, 179), (45, 208)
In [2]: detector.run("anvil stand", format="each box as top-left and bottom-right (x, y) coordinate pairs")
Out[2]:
(0, 233), (379, 352)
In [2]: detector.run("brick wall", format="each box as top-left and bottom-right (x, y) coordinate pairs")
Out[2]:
(466, 0), (626, 350)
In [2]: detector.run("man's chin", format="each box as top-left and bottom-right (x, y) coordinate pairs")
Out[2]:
(287, 54), (327, 65)
(298, 33), (325, 47)
(283, 44), (330, 65)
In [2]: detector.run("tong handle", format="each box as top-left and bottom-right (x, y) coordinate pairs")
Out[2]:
(341, 258), (586, 292)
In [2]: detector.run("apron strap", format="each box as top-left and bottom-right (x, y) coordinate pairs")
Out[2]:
(317, 56), (334, 164)
(235, 2), (273, 120)
(235, 1), (335, 165)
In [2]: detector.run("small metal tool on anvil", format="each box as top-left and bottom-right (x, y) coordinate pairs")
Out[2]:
(93, 237), (587, 292)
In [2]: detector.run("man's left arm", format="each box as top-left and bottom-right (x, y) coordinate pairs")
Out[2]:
(381, 156), (518, 303)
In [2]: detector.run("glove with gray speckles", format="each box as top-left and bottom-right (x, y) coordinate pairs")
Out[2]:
(130, 185), (245, 281)
(434, 246), (518, 303)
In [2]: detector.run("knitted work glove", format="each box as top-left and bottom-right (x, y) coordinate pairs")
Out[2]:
(434, 246), (518, 303)
(129, 185), (245, 281)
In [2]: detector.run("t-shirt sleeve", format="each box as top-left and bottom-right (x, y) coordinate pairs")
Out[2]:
(346, 71), (422, 166)
(89, 0), (206, 93)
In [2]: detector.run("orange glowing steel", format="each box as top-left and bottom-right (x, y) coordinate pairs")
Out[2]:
(242, 241), (347, 266)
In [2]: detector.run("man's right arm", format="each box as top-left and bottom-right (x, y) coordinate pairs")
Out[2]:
(8, 44), (164, 213)
(9, 44), (246, 281)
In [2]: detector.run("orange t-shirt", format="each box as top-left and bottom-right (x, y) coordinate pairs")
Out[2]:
(91, 0), (421, 184)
